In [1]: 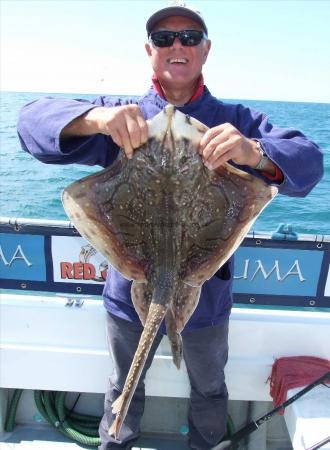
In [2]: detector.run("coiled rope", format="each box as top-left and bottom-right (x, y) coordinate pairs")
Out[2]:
(5, 389), (235, 447)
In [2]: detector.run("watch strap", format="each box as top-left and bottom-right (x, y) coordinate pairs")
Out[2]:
(253, 140), (269, 171)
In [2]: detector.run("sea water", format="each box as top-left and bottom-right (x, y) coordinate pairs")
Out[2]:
(0, 91), (329, 235)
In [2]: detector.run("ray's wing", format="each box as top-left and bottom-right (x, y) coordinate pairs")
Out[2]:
(62, 158), (148, 282)
(181, 162), (277, 286)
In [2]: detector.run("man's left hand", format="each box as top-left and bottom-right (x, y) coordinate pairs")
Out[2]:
(199, 123), (261, 170)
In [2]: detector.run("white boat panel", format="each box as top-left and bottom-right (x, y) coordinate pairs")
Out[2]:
(1, 293), (329, 402)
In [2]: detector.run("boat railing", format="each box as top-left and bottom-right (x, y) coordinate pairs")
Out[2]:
(1, 216), (329, 310)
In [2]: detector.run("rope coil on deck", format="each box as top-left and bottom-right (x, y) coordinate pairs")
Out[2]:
(4, 389), (235, 447)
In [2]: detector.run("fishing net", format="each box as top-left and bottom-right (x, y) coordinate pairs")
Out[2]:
(269, 356), (330, 413)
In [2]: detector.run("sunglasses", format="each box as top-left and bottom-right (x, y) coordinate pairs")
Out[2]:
(149, 29), (207, 48)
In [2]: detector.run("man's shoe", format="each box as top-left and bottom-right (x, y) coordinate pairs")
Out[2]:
(106, 436), (139, 449)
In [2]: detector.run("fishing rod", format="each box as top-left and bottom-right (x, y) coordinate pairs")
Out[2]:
(212, 370), (330, 450)
(307, 436), (330, 450)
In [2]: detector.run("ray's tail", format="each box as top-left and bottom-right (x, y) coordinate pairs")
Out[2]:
(108, 302), (167, 440)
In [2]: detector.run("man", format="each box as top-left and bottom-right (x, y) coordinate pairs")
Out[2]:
(17, 3), (323, 450)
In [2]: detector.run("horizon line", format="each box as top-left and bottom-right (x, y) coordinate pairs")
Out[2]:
(1, 89), (329, 106)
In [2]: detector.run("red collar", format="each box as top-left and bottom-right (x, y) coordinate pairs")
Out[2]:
(151, 74), (205, 104)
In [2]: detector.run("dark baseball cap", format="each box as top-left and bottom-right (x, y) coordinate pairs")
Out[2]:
(146, 2), (208, 37)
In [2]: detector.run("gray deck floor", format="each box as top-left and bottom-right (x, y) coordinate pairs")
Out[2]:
(0, 424), (293, 450)
(1, 424), (189, 450)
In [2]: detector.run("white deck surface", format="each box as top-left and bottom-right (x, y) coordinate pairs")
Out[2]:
(285, 384), (330, 450)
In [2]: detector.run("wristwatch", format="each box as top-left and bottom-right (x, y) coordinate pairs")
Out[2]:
(253, 140), (269, 171)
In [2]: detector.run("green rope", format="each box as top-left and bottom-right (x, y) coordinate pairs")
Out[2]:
(34, 390), (48, 421)
(226, 413), (235, 437)
(6, 388), (235, 447)
(4, 389), (23, 432)
(43, 391), (63, 429)
(54, 390), (101, 446)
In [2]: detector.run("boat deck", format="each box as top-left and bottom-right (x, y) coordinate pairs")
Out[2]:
(0, 424), (293, 450)
(1, 425), (186, 449)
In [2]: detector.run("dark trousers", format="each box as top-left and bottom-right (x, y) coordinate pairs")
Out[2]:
(98, 312), (229, 450)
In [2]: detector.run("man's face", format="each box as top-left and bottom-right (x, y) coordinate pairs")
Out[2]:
(145, 16), (211, 88)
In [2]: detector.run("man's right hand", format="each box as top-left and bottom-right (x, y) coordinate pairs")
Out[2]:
(61, 105), (148, 159)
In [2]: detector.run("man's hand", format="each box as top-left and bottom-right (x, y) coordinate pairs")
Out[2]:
(199, 123), (261, 170)
(61, 105), (148, 159)
(91, 105), (148, 159)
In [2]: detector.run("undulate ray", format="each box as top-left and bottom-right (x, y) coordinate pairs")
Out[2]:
(62, 105), (277, 439)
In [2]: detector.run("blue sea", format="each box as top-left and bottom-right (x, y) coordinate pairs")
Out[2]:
(0, 91), (329, 235)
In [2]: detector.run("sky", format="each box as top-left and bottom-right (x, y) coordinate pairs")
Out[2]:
(1, 0), (330, 102)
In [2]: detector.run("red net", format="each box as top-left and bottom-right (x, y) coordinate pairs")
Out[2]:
(269, 356), (330, 414)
